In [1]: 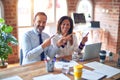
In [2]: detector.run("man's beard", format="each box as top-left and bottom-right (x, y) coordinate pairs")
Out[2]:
(36, 25), (45, 33)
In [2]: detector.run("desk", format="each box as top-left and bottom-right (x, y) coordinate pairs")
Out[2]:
(0, 55), (120, 80)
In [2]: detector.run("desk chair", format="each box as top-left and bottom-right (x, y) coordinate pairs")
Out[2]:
(20, 49), (23, 65)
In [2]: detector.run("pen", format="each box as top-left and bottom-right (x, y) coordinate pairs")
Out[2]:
(85, 32), (89, 37)
(50, 35), (55, 39)
(99, 75), (107, 80)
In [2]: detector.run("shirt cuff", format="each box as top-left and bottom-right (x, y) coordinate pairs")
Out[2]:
(79, 42), (85, 49)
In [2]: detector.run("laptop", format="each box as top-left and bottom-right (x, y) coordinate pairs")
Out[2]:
(90, 21), (100, 28)
(81, 43), (102, 60)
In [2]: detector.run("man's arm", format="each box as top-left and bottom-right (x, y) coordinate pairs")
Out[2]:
(21, 33), (43, 60)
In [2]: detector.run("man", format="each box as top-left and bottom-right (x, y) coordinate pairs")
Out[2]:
(21, 12), (59, 65)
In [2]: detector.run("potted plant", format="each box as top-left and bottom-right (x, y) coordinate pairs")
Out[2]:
(0, 18), (18, 68)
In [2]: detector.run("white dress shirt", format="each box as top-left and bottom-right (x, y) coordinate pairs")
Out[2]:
(51, 33), (82, 57)
(21, 28), (59, 65)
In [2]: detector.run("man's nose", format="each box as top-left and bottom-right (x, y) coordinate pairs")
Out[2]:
(39, 22), (44, 26)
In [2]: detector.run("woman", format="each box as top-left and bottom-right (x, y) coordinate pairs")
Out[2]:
(52, 16), (88, 57)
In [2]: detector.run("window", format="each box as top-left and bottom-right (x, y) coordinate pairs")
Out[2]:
(18, 0), (67, 27)
(0, 0), (4, 18)
(18, 0), (67, 49)
(77, 0), (93, 22)
(18, 0), (31, 26)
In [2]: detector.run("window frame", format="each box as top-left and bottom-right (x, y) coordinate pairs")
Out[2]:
(0, 0), (4, 18)
(76, 0), (93, 22)
(17, 0), (68, 28)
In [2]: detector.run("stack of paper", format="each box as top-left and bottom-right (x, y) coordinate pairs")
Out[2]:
(54, 60), (79, 68)
(2, 76), (23, 80)
(84, 61), (120, 78)
(82, 69), (106, 80)
(33, 73), (70, 80)
(69, 69), (106, 80)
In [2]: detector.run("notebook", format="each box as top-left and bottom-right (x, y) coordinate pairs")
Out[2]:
(81, 42), (102, 60)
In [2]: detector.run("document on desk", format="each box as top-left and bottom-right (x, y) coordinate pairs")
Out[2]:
(33, 73), (70, 80)
(1, 76), (23, 80)
(54, 60), (79, 68)
(84, 61), (120, 78)
(82, 69), (106, 80)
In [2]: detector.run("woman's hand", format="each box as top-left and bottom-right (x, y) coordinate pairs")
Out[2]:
(56, 33), (75, 47)
(81, 36), (88, 45)
(56, 37), (67, 47)
(81, 32), (89, 45)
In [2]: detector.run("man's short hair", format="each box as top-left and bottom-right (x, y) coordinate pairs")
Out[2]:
(34, 12), (47, 20)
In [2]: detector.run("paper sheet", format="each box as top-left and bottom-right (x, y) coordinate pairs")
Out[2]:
(2, 76), (23, 80)
(54, 60), (79, 68)
(84, 61), (120, 78)
(52, 73), (70, 80)
(33, 73), (70, 80)
(82, 69), (106, 80)
(69, 69), (106, 80)
(33, 74), (53, 80)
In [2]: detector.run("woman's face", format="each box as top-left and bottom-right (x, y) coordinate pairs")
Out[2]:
(60, 19), (70, 35)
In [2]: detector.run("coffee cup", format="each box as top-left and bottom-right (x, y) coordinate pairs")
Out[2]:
(99, 50), (106, 63)
(74, 64), (83, 80)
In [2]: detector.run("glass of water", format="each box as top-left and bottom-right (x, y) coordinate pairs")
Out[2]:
(62, 64), (69, 74)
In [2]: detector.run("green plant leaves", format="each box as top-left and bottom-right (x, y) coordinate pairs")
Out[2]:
(0, 18), (5, 23)
(0, 45), (12, 60)
(0, 24), (13, 33)
(4, 26), (13, 33)
(0, 18), (18, 63)
(7, 34), (18, 45)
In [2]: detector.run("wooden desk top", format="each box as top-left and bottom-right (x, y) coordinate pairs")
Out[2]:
(0, 55), (120, 80)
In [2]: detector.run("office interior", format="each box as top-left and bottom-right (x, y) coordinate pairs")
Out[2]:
(0, 0), (120, 67)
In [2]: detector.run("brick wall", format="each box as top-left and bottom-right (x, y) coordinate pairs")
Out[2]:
(2, 0), (19, 63)
(67, 0), (120, 53)
(67, 0), (78, 16)
(117, 11), (120, 53)
(94, 0), (120, 53)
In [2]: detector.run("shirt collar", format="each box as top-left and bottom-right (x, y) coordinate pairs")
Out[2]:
(33, 28), (41, 35)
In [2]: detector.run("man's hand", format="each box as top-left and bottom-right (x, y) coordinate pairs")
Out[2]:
(41, 35), (55, 49)
(42, 38), (51, 49)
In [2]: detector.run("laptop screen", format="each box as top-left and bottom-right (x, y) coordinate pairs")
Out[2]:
(73, 13), (86, 24)
(90, 21), (100, 28)
(82, 43), (102, 60)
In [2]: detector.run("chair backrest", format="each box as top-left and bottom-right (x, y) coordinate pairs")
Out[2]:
(20, 49), (23, 65)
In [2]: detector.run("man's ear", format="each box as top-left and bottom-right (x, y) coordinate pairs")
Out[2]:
(33, 18), (35, 23)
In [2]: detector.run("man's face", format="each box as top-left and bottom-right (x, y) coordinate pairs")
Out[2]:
(34, 15), (47, 33)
